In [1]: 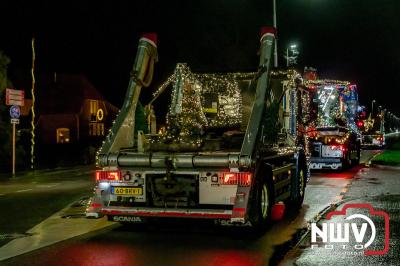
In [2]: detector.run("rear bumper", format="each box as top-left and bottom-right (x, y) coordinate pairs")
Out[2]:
(102, 207), (232, 219)
(309, 157), (342, 169)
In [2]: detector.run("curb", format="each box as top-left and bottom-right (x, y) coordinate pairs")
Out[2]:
(370, 164), (400, 170)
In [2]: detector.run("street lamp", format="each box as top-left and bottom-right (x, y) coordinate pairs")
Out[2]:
(371, 99), (376, 116)
(286, 44), (299, 67)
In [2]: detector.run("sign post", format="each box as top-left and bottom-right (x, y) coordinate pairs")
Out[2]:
(9, 104), (21, 177)
(6, 89), (24, 176)
(12, 120), (16, 176)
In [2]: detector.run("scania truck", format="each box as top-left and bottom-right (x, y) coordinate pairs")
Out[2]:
(86, 28), (309, 231)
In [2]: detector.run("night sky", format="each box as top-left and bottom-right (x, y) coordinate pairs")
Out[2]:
(1, 0), (400, 114)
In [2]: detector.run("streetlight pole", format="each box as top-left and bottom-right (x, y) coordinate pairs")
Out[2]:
(286, 47), (289, 67)
(273, 0), (278, 67)
(371, 99), (375, 117)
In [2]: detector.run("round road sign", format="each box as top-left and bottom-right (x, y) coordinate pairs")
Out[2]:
(10, 105), (21, 119)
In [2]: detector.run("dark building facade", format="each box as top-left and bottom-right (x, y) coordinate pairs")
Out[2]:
(36, 74), (118, 166)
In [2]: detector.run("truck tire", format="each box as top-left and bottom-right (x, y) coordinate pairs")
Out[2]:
(351, 147), (361, 166)
(289, 157), (307, 209)
(248, 168), (273, 232)
(343, 151), (352, 170)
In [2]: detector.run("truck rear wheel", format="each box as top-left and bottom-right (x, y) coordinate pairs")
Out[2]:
(248, 171), (273, 232)
(351, 148), (361, 166)
(288, 158), (307, 209)
(343, 151), (352, 169)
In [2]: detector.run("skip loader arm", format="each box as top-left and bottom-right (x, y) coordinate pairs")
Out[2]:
(240, 27), (276, 167)
(98, 34), (158, 156)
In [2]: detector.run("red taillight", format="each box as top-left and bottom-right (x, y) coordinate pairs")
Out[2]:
(221, 172), (252, 186)
(331, 145), (346, 151)
(95, 170), (121, 181)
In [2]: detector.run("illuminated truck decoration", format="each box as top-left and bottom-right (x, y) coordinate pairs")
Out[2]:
(86, 28), (309, 231)
(360, 110), (386, 149)
(302, 80), (361, 170)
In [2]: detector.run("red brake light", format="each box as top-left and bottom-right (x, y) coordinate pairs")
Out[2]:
(96, 171), (101, 181)
(223, 173), (237, 184)
(221, 172), (252, 186)
(95, 170), (121, 181)
(331, 145), (345, 151)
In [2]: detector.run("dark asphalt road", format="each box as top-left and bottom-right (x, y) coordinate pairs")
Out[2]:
(0, 165), (94, 246)
(2, 150), (398, 266)
(1, 159), (374, 266)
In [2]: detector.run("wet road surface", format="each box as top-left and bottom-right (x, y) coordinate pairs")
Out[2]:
(1, 150), (393, 266)
(1, 165), (364, 265)
(281, 166), (400, 266)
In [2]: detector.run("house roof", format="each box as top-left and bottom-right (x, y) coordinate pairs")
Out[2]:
(38, 74), (104, 114)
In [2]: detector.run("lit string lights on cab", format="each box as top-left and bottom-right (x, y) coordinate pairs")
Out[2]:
(151, 63), (249, 148)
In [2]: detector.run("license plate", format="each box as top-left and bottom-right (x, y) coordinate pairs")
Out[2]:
(322, 146), (342, 158)
(112, 187), (143, 196)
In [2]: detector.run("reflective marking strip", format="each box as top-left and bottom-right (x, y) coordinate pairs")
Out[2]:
(232, 207), (246, 218)
(103, 209), (231, 219)
(16, 189), (33, 193)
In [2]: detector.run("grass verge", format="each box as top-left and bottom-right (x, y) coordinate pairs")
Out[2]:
(372, 138), (400, 165)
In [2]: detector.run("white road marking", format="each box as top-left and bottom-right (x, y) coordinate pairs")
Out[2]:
(16, 189), (33, 193)
(36, 183), (60, 188)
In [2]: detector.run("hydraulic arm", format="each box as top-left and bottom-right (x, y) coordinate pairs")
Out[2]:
(240, 27), (276, 166)
(98, 33), (158, 156)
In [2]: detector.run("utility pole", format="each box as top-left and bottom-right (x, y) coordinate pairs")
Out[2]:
(286, 47), (289, 67)
(371, 99), (376, 117)
(273, 0), (278, 67)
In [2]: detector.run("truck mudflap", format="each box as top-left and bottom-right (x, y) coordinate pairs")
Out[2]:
(230, 186), (251, 223)
(102, 207), (232, 219)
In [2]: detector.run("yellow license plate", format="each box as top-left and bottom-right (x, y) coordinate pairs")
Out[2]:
(112, 187), (143, 196)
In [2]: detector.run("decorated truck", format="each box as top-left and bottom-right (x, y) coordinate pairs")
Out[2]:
(301, 79), (361, 170)
(360, 111), (385, 149)
(86, 27), (309, 231)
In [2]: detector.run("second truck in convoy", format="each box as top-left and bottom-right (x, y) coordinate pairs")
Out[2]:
(301, 79), (361, 170)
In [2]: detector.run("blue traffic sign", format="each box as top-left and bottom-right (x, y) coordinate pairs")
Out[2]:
(10, 105), (21, 119)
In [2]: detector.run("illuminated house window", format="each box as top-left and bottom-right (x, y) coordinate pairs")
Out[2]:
(89, 123), (96, 136)
(89, 122), (104, 136)
(89, 100), (99, 122)
(97, 123), (104, 136)
(56, 128), (70, 143)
